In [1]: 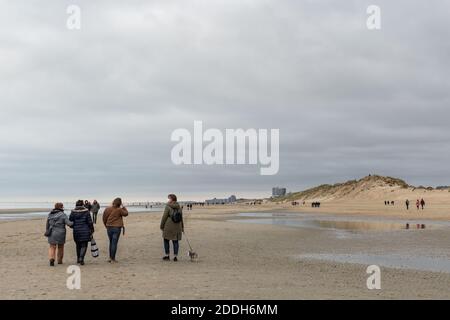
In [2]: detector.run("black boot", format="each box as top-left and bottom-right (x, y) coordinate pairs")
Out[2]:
(79, 245), (87, 265)
(49, 259), (55, 267)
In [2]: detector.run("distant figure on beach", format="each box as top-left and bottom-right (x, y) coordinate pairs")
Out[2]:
(405, 199), (410, 210)
(160, 194), (184, 262)
(84, 200), (92, 212)
(70, 200), (94, 266)
(45, 203), (73, 267)
(420, 198), (425, 210)
(91, 200), (100, 224)
(416, 199), (420, 210)
(103, 198), (129, 263)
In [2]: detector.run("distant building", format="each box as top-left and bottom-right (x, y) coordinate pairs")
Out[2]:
(205, 195), (237, 205)
(272, 187), (286, 197)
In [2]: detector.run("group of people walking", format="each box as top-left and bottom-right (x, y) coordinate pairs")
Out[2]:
(405, 198), (426, 210)
(44, 194), (184, 266)
(311, 202), (321, 208)
(384, 199), (426, 211)
(82, 200), (101, 224)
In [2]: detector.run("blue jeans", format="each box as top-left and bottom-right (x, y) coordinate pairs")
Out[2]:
(107, 227), (122, 260)
(164, 239), (179, 256)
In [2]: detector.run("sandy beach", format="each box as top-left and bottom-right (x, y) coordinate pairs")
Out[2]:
(0, 200), (449, 300)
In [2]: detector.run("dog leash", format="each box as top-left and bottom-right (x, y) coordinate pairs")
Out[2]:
(183, 232), (194, 251)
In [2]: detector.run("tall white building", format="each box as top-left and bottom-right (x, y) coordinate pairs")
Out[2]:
(272, 187), (286, 197)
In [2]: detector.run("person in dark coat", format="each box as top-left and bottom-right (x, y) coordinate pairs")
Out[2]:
(91, 200), (101, 224)
(45, 203), (73, 266)
(84, 200), (92, 212)
(160, 194), (184, 262)
(70, 200), (94, 265)
(420, 198), (425, 210)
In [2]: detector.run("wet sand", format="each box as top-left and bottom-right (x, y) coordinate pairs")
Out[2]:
(0, 203), (449, 300)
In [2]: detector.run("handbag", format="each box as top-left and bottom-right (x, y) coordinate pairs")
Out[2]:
(91, 237), (99, 258)
(44, 227), (52, 237)
(44, 219), (55, 237)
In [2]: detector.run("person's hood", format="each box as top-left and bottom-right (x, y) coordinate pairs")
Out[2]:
(167, 202), (181, 210)
(72, 206), (89, 213)
(48, 208), (65, 220)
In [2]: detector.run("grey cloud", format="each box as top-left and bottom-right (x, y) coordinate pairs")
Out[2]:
(0, 0), (449, 201)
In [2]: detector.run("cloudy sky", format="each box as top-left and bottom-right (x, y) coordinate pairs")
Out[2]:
(1, 0), (449, 201)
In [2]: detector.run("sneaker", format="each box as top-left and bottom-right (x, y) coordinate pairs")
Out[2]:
(163, 256), (170, 261)
(49, 259), (55, 267)
(80, 260), (85, 266)
(173, 257), (178, 262)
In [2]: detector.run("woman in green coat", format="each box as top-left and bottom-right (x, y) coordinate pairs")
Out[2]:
(160, 194), (184, 261)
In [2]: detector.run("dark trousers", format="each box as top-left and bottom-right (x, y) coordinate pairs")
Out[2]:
(164, 239), (179, 256)
(75, 241), (88, 262)
(107, 227), (122, 260)
(92, 212), (98, 224)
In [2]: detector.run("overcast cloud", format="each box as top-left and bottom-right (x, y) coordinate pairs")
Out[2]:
(1, 0), (450, 201)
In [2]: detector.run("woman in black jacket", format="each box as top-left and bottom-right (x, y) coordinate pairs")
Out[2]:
(69, 200), (94, 265)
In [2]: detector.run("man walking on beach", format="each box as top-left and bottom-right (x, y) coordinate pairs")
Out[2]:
(420, 198), (425, 210)
(405, 199), (410, 210)
(91, 200), (100, 224)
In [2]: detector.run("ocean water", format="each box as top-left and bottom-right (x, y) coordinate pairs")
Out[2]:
(0, 202), (54, 210)
(0, 202), (163, 221)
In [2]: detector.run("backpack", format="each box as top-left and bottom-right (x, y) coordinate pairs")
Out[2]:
(170, 207), (183, 223)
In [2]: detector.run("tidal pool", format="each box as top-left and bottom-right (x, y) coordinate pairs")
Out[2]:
(297, 253), (450, 273)
(231, 212), (448, 232)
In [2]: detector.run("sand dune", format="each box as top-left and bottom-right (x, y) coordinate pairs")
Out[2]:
(276, 175), (450, 203)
